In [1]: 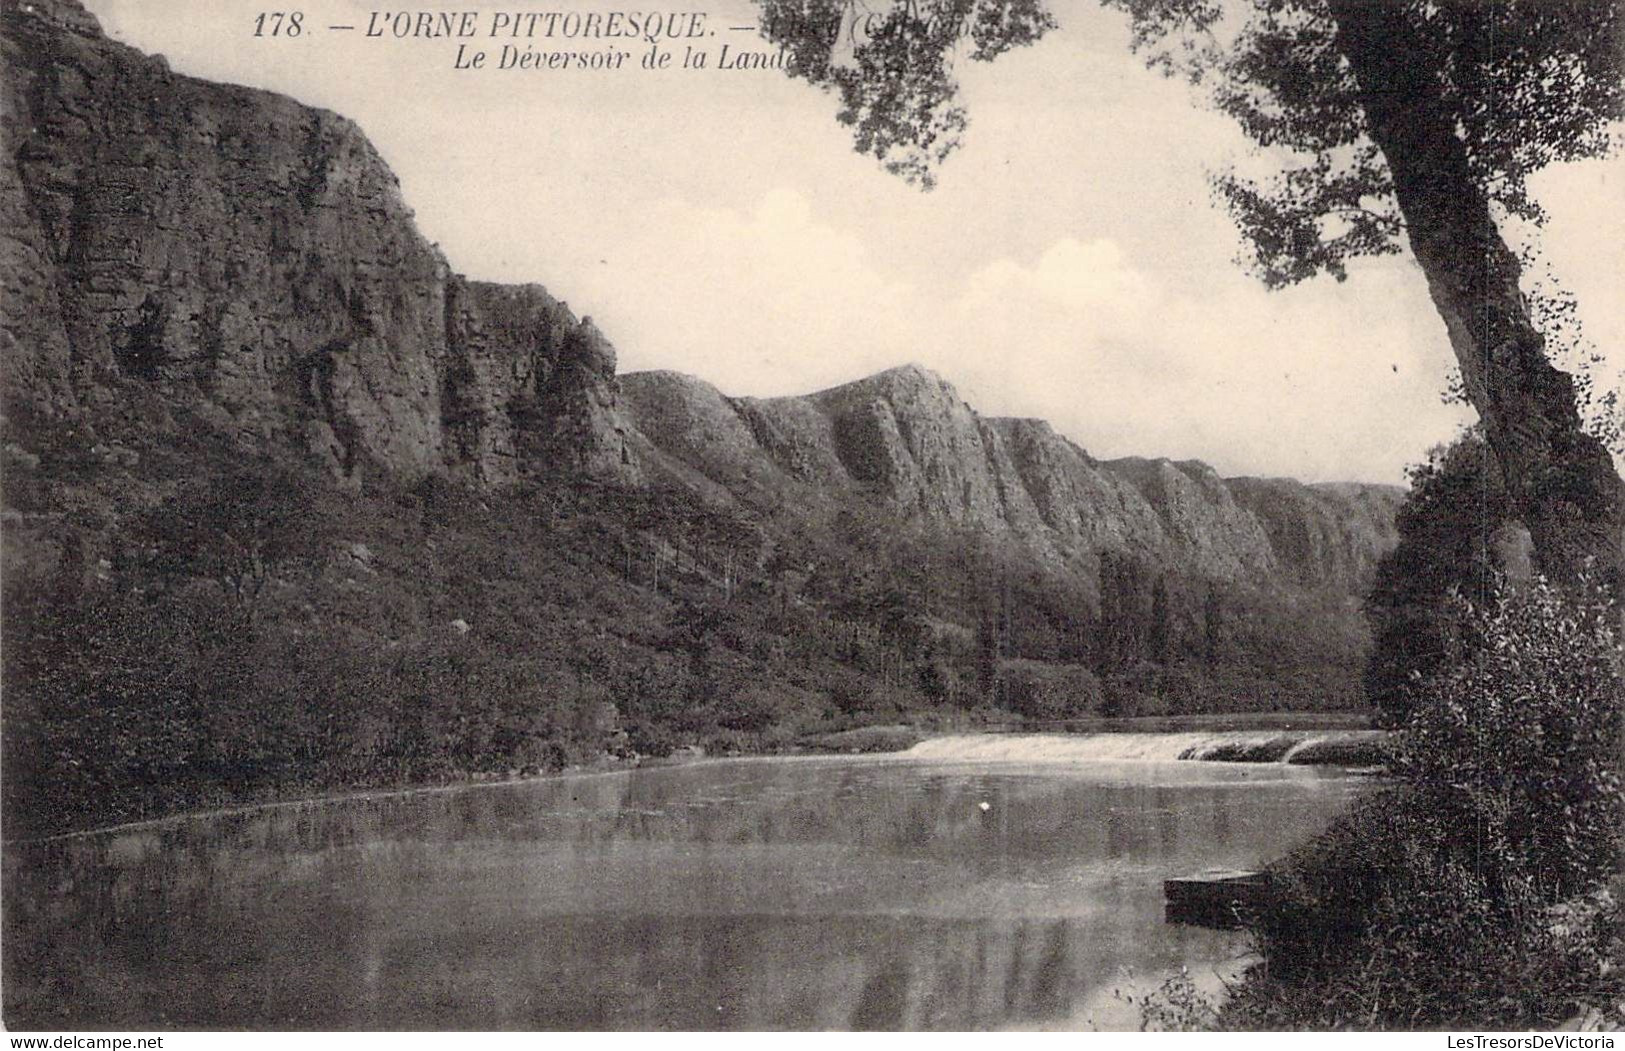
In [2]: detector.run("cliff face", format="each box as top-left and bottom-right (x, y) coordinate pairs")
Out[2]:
(623, 365), (1403, 591)
(0, 0), (633, 485)
(1, 0), (1402, 649)
(0, 0), (1416, 826)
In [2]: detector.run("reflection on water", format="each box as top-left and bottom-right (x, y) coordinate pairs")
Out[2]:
(3, 753), (1365, 1030)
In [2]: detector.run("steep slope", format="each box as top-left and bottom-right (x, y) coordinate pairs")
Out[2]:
(1, 0), (1409, 841)
(1228, 477), (1403, 589)
(0, 0), (634, 487)
(1099, 457), (1281, 579)
(622, 365), (1402, 591)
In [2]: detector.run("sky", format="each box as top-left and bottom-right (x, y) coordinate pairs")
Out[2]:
(82, 0), (1624, 483)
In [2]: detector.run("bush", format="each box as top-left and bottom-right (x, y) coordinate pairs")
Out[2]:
(1219, 579), (1624, 1029)
(1001, 659), (1102, 720)
(1393, 580), (1622, 899)
(1364, 429), (1512, 724)
(1099, 664), (1168, 719)
(624, 720), (679, 758)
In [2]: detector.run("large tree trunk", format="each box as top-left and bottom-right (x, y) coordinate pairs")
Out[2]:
(1328, 0), (1624, 592)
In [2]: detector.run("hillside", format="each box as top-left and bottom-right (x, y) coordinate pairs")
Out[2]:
(625, 365), (1400, 589)
(1, 0), (1402, 836)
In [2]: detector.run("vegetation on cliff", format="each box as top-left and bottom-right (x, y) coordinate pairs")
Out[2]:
(0, 402), (1378, 837)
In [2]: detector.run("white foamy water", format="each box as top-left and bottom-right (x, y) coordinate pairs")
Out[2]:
(904, 731), (1382, 764)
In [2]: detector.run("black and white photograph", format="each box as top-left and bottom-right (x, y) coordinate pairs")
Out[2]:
(1, 0), (1622, 1035)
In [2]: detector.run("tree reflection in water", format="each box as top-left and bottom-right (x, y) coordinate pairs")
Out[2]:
(4, 753), (1363, 1029)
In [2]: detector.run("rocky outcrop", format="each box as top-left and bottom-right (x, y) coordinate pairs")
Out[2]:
(624, 364), (1401, 590)
(989, 418), (1166, 557)
(1100, 457), (1277, 579)
(620, 370), (789, 498)
(1227, 477), (1404, 589)
(0, 0), (633, 485)
(809, 365), (1029, 529)
(0, 0), (1398, 607)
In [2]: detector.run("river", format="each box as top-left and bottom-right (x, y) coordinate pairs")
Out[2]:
(2, 737), (1370, 1030)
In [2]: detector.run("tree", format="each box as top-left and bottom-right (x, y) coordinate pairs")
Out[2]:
(755, 0), (1624, 586)
(1148, 574), (1172, 664)
(1094, 550), (1151, 672)
(138, 460), (340, 623)
(1201, 583), (1223, 667)
(1365, 427), (1514, 723)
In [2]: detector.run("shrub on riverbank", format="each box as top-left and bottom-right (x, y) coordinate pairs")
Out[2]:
(1216, 580), (1624, 1029)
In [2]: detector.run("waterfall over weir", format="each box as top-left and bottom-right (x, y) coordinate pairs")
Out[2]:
(904, 730), (1387, 766)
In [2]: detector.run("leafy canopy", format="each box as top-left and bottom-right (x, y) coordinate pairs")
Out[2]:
(757, 0), (1624, 285)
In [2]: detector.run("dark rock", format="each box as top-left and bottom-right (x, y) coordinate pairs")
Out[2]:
(622, 363), (1401, 588)
(1, 0), (636, 487)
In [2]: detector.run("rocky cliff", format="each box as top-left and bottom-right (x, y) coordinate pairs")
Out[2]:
(1, 0), (634, 487)
(0, 0), (1415, 841)
(1, 0), (1399, 601)
(623, 365), (1402, 591)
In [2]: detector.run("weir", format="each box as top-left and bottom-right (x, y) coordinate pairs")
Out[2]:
(903, 730), (1387, 765)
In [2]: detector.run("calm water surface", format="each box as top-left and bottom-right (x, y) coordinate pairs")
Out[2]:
(4, 751), (1367, 1030)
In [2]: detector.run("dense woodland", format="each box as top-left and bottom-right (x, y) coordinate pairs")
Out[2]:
(0, 396), (1369, 838)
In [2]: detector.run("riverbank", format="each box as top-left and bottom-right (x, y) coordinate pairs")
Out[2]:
(6, 716), (1386, 845)
(1204, 583), (1625, 1031)
(905, 730), (1386, 766)
(796, 712), (1381, 756)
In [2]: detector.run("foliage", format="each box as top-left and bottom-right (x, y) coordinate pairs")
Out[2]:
(1221, 799), (1624, 1029)
(1221, 579), (1624, 1029)
(1182, 0), (1621, 285)
(1137, 969), (1221, 1032)
(1391, 580), (1623, 900)
(1001, 658), (1102, 720)
(1364, 428), (1512, 723)
(756, 0), (1623, 285)
(755, 0), (1055, 188)
(1517, 248), (1625, 458)
(133, 459), (342, 619)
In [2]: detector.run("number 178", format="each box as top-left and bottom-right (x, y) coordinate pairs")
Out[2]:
(254, 11), (304, 37)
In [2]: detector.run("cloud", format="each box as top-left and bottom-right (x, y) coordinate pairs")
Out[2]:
(930, 239), (1472, 482)
(963, 238), (1157, 317)
(564, 188), (922, 393)
(569, 208), (1470, 482)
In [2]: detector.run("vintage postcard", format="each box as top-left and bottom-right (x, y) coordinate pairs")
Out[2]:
(2, 0), (1621, 1037)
